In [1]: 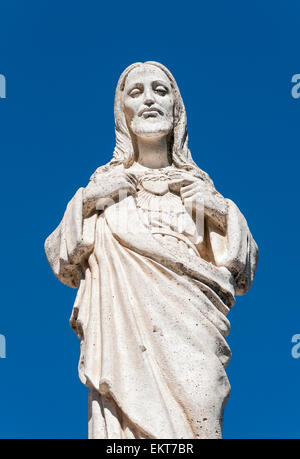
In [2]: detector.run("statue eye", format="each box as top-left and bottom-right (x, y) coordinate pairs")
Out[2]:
(155, 86), (168, 95)
(129, 88), (142, 98)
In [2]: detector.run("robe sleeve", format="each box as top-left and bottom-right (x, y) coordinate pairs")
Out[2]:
(44, 187), (97, 288)
(208, 199), (258, 296)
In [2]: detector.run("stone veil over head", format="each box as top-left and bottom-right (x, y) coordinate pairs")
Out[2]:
(91, 61), (213, 186)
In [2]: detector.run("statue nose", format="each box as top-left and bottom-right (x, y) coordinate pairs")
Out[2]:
(144, 98), (154, 107)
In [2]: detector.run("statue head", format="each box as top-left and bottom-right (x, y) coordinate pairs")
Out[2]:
(122, 63), (175, 147)
(91, 62), (214, 186)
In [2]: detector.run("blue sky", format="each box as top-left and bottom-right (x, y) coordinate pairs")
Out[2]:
(0, 0), (299, 439)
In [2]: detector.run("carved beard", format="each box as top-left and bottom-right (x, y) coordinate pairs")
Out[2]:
(129, 116), (173, 138)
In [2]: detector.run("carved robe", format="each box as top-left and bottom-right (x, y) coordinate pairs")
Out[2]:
(45, 165), (258, 439)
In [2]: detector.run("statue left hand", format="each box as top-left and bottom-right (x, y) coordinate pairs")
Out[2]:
(180, 180), (228, 232)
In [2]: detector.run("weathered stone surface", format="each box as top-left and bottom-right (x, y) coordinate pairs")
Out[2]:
(45, 62), (258, 439)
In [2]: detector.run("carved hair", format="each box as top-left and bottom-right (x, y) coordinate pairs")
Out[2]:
(91, 61), (213, 185)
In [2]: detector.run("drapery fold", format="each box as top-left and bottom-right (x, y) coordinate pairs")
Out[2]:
(45, 190), (258, 438)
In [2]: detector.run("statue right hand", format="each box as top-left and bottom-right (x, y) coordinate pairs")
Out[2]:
(83, 170), (137, 215)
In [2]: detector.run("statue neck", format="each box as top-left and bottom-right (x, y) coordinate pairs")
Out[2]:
(136, 136), (171, 169)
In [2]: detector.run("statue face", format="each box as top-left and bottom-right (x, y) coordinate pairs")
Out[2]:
(123, 65), (174, 140)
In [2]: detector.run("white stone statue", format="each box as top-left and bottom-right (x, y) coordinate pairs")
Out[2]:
(45, 62), (258, 439)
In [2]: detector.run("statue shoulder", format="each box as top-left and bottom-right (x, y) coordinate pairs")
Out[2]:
(89, 161), (125, 182)
(89, 162), (112, 182)
(193, 166), (219, 193)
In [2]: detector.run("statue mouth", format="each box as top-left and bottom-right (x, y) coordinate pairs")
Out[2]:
(139, 108), (163, 118)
